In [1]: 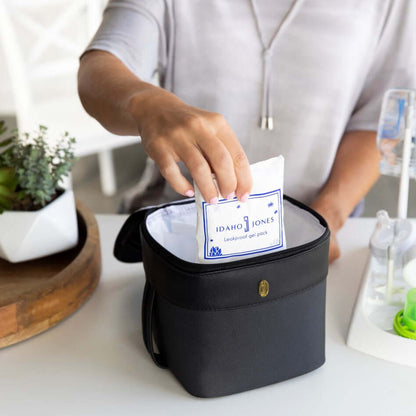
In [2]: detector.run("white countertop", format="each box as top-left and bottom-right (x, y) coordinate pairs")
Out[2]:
(1, 215), (415, 416)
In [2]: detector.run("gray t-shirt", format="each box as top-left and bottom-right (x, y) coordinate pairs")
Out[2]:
(85, 0), (416, 205)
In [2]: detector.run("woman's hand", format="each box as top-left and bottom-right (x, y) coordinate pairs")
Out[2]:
(310, 199), (342, 264)
(129, 87), (252, 204)
(328, 232), (341, 263)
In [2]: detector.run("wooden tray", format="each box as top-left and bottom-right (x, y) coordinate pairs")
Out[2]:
(0, 200), (101, 348)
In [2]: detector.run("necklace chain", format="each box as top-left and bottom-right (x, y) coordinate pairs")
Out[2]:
(249, 0), (304, 130)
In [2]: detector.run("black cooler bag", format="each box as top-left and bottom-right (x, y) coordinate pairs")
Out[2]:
(114, 196), (330, 398)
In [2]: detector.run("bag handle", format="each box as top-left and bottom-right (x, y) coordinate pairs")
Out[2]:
(142, 281), (168, 369)
(114, 199), (194, 263)
(114, 208), (150, 263)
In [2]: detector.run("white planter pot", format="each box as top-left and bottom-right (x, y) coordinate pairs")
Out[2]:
(0, 190), (78, 263)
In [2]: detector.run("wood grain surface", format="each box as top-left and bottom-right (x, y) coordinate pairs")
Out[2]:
(0, 200), (101, 348)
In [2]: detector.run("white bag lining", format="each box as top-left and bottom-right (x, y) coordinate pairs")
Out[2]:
(146, 200), (325, 264)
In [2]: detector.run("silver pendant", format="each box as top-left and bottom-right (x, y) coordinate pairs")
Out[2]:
(260, 116), (274, 131)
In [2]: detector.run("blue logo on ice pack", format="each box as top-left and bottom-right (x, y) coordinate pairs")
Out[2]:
(243, 216), (249, 232)
(209, 246), (222, 257)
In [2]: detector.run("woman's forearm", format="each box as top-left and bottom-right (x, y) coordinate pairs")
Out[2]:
(78, 50), (158, 135)
(311, 130), (381, 262)
(77, 49), (252, 203)
(311, 130), (380, 229)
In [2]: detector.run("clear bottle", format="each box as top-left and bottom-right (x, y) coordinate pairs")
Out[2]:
(370, 210), (414, 303)
(377, 89), (416, 178)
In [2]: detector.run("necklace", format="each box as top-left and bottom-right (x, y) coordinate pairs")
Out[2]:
(249, 0), (304, 130)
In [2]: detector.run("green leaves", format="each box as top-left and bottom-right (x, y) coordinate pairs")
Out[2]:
(0, 121), (76, 212)
(0, 166), (17, 184)
(0, 167), (18, 213)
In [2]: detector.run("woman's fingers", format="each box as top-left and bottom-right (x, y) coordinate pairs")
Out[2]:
(196, 136), (237, 200)
(178, 140), (220, 204)
(146, 135), (220, 203)
(213, 116), (252, 200)
(141, 105), (252, 203)
(146, 140), (195, 197)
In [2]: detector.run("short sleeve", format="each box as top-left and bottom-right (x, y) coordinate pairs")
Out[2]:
(346, 0), (416, 132)
(83, 0), (167, 83)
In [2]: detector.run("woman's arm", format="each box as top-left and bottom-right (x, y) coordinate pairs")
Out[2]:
(78, 50), (252, 203)
(310, 130), (381, 262)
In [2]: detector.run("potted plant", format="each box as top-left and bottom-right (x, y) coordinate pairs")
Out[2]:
(0, 121), (78, 263)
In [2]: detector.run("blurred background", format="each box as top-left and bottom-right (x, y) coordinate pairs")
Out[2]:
(0, 0), (414, 216)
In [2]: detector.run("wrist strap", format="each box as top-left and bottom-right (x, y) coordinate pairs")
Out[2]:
(142, 281), (168, 369)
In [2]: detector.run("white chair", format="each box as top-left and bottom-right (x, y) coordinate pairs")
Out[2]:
(0, 0), (140, 196)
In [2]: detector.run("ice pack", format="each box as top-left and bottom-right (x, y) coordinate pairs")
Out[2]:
(195, 156), (286, 263)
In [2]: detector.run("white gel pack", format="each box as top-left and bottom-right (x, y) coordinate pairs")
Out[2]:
(195, 156), (286, 263)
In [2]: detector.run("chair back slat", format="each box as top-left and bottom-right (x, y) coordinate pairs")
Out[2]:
(0, 0), (104, 129)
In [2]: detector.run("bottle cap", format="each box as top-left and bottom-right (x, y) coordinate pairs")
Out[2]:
(394, 288), (416, 339)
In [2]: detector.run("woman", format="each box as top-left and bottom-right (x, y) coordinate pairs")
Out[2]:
(78, 0), (416, 261)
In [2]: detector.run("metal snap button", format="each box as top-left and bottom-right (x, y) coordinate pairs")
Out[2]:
(258, 280), (269, 297)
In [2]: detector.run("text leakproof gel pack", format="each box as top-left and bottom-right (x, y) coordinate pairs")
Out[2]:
(195, 156), (286, 263)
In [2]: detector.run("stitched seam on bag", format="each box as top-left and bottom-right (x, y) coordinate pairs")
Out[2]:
(154, 277), (326, 311)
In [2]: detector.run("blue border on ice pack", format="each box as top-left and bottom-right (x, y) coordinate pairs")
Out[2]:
(202, 189), (284, 260)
